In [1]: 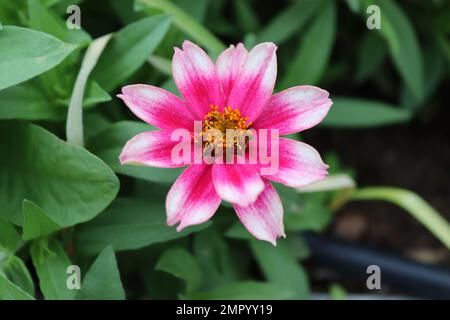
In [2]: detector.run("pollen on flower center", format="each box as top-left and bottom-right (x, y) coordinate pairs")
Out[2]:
(199, 105), (253, 156)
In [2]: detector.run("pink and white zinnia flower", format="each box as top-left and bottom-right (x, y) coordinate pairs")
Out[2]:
(118, 41), (332, 245)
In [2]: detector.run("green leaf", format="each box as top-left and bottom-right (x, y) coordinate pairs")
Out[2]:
(1, 255), (35, 297)
(0, 0), (24, 25)
(0, 275), (34, 300)
(401, 46), (445, 111)
(0, 26), (77, 91)
(92, 15), (171, 92)
(193, 228), (239, 288)
(329, 283), (348, 300)
(88, 121), (183, 184)
(225, 222), (252, 240)
(77, 246), (125, 300)
(0, 121), (119, 227)
(136, 0), (225, 56)
(257, 0), (321, 44)
(250, 240), (309, 299)
(355, 33), (386, 83)
(28, 0), (90, 46)
(367, 0), (424, 103)
(66, 34), (113, 147)
(30, 238), (75, 300)
(345, 0), (360, 12)
(280, 0), (336, 88)
(55, 81), (112, 109)
(28, 0), (90, 98)
(175, 0), (210, 22)
(184, 281), (296, 300)
(75, 198), (211, 255)
(284, 201), (332, 232)
(22, 200), (61, 241)
(232, 0), (260, 34)
(0, 82), (64, 121)
(0, 218), (20, 255)
(321, 98), (411, 128)
(156, 247), (201, 294)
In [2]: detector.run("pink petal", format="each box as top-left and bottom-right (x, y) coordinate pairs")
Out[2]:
(172, 41), (225, 117)
(216, 43), (248, 99)
(118, 84), (197, 131)
(253, 85), (332, 135)
(233, 179), (285, 246)
(166, 164), (221, 231)
(260, 138), (328, 187)
(119, 130), (191, 168)
(227, 42), (277, 121)
(212, 163), (264, 207)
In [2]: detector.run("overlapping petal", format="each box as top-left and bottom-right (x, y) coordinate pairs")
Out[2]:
(259, 138), (328, 187)
(227, 42), (277, 121)
(212, 162), (264, 206)
(216, 43), (248, 100)
(166, 164), (221, 231)
(118, 40), (332, 243)
(233, 179), (285, 246)
(253, 85), (332, 135)
(119, 130), (191, 168)
(172, 41), (225, 116)
(118, 84), (197, 131)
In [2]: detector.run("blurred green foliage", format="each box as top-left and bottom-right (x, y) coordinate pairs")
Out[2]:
(0, 0), (449, 300)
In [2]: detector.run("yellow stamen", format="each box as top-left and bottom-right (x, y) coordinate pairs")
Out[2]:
(201, 105), (253, 155)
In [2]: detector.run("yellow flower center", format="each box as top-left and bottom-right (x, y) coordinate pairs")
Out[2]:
(199, 105), (253, 156)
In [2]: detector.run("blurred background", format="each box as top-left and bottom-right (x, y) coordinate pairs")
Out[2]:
(0, 0), (449, 300)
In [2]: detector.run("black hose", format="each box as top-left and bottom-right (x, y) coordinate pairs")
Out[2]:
(303, 232), (450, 299)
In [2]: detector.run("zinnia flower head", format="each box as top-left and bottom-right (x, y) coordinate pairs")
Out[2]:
(118, 41), (332, 245)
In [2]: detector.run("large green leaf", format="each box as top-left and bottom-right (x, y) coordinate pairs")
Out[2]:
(0, 83), (63, 121)
(0, 81), (110, 122)
(30, 238), (75, 300)
(321, 98), (411, 128)
(28, 0), (91, 99)
(155, 247), (202, 294)
(74, 198), (211, 255)
(88, 121), (183, 184)
(92, 15), (171, 92)
(0, 218), (20, 255)
(0, 275), (34, 300)
(77, 246), (125, 300)
(280, 0), (336, 88)
(0, 121), (119, 226)
(22, 200), (61, 241)
(184, 281), (296, 300)
(250, 240), (309, 299)
(0, 26), (77, 91)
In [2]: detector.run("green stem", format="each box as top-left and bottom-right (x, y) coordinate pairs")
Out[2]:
(350, 187), (450, 250)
